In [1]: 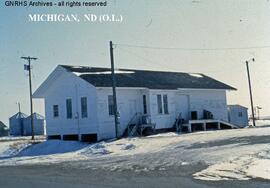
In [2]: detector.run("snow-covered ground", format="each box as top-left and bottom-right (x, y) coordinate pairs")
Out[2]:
(255, 120), (270, 127)
(0, 136), (45, 158)
(0, 121), (270, 181)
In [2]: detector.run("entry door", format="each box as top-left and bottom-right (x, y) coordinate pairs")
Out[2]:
(129, 100), (137, 118)
(176, 95), (189, 121)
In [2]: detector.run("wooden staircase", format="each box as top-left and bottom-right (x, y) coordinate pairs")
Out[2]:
(128, 123), (139, 137)
(175, 113), (184, 133)
(124, 113), (156, 137)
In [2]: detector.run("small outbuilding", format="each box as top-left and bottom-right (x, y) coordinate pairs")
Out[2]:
(23, 113), (45, 135)
(9, 112), (45, 136)
(9, 112), (28, 136)
(228, 105), (248, 128)
(0, 121), (9, 137)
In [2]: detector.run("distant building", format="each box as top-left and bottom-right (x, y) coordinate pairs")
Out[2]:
(9, 112), (28, 136)
(9, 112), (45, 136)
(0, 121), (9, 137)
(228, 105), (249, 128)
(23, 113), (45, 135)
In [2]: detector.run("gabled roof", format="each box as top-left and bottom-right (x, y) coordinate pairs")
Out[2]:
(0, 121), (7, 129)
(10, 112), (28, 119)
(60, 65), (236, 90)
(25, 113), (45, 120)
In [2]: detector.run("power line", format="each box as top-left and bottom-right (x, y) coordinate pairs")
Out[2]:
(120, 46), (247, 74)
(119, 47), (168, 70)
(116, 43), (270, 51)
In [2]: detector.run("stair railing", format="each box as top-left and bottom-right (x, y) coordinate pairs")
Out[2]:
(127, 112), (142, 137)
(175, 113), (182, 133)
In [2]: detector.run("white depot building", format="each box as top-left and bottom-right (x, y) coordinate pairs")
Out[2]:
(33, 65), (246, 142)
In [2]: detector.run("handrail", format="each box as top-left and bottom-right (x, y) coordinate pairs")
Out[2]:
(127, 112), (142, 126)
(175, 113), (182, 133)
(127, 113), (153, 137)
(126, 112), (142, 137)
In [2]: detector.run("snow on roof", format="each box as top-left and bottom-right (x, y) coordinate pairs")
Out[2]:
(188, 73), (203, 78)
(73, 70), (135, 76)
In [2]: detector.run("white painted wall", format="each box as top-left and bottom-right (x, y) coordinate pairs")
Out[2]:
(96, 88), (145, 140)
(44, 82), (229, 140)
(44, 71), (99, 139)
(178, 89), (228, 121)
(148, 89), (228, 129)
(149, 90), (176, 129)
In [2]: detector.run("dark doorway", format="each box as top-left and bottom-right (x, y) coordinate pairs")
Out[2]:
(191, 111), (198, 120)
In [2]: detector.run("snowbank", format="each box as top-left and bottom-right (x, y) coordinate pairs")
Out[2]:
(255, 120), (270, 127)
(0, 141), (32, 158)
(0, 136), (45, 141)
(80, 142), (111, 155)
(194, 150), (270, 181)
(121, 143), (136, 150)
(247, 159), (270, 179)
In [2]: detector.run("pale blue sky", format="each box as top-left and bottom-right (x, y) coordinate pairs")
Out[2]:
(1, 0), (270, 125)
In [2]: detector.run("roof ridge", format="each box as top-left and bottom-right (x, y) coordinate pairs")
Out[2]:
(60, 64), (204, 75)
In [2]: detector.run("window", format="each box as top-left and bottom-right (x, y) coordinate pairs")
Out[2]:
(53, 105), (59, 118)
(143, 95), (147, 114)
(238, 112), (243, 117)
(157, 94), (163, 114)
(163, 95), (169, 114)
(66, 99), (72, 119)
(108, 95), (114, 115)
(81, 97), (88, 118)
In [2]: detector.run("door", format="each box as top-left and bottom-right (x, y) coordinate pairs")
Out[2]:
(129, 100), (137, 118)
(175, 95), (189, 121)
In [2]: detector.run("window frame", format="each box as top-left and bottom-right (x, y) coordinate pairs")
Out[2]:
(81, 97), (88, 118)
(157, 94), (163, 114)
(163, 94), (169, 114)
(238, 111), (243, 117)
(66, 98), (73, 119)
(53, 105), (59, 118)
(108, 95), (114, 116)
(143, 95), (147, 114)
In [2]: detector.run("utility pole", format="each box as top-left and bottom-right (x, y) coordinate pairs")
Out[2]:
(245, 58), (256, 127)
(109, 41), (120, 138)
(21, 56), (38, 140)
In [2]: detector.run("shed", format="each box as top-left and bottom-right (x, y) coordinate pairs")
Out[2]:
(0, 121), (9, 137)
(228, 105), (248, 128)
